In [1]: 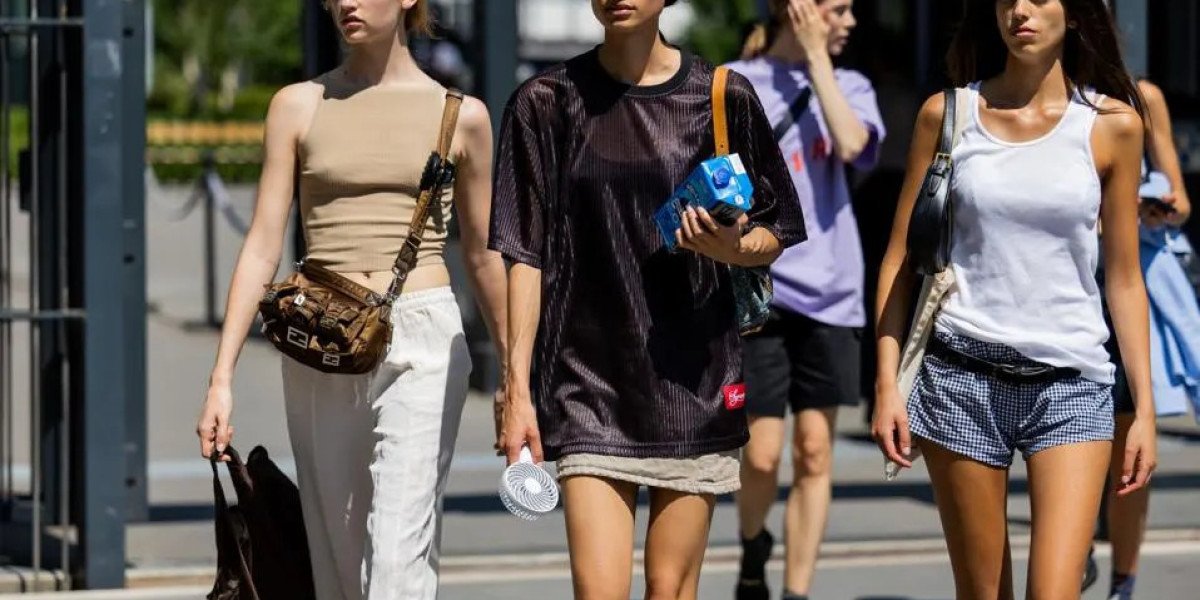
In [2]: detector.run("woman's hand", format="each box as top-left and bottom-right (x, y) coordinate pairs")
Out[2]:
(1116, 415), (1157, 496)
(677, 206), (748, 265)
(787, 0), (832, 60)
(871, 382), (913, 469)
(499, 386), (544, 465)
(1139, 194), (1179, 229)
(197, 382), (234, 461)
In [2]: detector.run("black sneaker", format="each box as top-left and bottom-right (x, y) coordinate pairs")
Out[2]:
(735, 529), (774, 600)
(1082, 544), (1099, 592)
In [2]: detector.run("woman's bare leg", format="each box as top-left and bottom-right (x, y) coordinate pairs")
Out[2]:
(563, 475), (638, 600)
(643, 488), (717, 600)
(737, 415), (787, 539)
(1106, 414), (1149, 589)
(782, 407), (838, 595)
(921, 440), (1015, 600)
(1026, 441), (1111, 600)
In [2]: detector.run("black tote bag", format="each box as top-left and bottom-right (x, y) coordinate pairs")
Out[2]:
(209, 446), (316, 600)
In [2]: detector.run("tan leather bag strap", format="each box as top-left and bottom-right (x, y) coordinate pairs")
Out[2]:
(386, 89), (464, 301)
(712, 66), (730, 157)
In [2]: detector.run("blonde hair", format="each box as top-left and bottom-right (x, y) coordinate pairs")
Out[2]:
(405, 0), (434, 37)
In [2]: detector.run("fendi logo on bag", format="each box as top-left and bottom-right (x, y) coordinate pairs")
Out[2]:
(286, 327), (309, 349)
(322, 354), (341, 367)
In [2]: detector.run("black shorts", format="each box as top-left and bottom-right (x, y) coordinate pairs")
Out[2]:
(743, 308), (862, 418)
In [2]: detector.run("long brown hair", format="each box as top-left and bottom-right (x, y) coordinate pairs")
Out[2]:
(947, 0), (1144, 117)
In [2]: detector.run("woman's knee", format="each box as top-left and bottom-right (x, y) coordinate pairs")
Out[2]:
(792, 434), (834, 479)
(743, 439), (783, 478)
(644, 568), (691, 600)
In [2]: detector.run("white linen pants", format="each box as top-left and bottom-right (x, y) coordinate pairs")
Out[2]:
(281, 287), (471, 600)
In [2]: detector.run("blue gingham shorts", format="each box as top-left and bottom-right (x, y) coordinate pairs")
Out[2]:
(907, 332), (1114, 467)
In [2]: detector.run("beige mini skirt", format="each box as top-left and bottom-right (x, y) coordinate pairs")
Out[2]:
(556, 449), (741, 495)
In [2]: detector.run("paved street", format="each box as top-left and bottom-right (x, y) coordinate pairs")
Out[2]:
(3, 181), (1200, 597)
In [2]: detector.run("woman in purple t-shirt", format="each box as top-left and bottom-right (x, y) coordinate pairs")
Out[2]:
(725, 1), (885, 599)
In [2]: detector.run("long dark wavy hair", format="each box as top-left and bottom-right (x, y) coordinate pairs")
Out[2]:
(947, 0), (1144, 118)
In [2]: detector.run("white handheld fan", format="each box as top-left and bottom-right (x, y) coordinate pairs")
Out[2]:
(499, 446), (559, 521)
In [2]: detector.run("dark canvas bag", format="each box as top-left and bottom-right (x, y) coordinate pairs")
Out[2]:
(209, 446), (315, 600)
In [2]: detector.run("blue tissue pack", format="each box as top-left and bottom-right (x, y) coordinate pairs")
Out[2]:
(655, 154), (754, 251)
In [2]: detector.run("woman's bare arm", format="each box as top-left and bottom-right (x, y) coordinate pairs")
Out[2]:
(874, 93), (943, 389)
(1138, 80), (1190, 225)
(869, 92), (944, 466)
(452, 96), (509, 443)
(1096, 99), (1157, 493)
(499, 263), (543, 464)
(197, 83), (319, 458)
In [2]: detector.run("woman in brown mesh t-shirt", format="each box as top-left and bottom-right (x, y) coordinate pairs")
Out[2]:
(491, 1), (806, 596)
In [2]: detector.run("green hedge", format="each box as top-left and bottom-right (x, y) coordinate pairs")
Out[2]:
(4, 105), (29, 175)
(151, 161), (262, 185)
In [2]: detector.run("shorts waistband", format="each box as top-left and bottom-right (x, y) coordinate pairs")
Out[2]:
(932, 330), (1046, 367)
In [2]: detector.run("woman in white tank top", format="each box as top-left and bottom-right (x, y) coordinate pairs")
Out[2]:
(872, 1), (1155, 598)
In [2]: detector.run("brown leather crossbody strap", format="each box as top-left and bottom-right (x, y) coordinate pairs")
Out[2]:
(386, 89), (465, 301)
(712, 66), (730, 157)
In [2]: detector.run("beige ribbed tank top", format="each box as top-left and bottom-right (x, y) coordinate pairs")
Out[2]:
(299, 84), (453, 273)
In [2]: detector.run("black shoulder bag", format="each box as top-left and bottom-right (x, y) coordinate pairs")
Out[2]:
(907, 88), (968, 275)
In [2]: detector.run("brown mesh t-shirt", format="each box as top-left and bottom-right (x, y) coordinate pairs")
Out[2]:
(490, 49), (807, 461)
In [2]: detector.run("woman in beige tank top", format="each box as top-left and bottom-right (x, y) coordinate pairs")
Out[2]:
(194, 1), (507, 598)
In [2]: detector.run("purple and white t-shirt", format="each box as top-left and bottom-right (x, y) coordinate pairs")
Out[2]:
(726, 57), (885, 328)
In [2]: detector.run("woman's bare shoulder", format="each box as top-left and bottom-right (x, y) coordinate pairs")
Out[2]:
(264, 79), (327, 138)
(1094, 96), (1143, 143)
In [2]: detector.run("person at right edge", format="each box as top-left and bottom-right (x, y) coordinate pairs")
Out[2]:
(873, 2), (1156, 600)
(725, 1), (885, 599)
(1083, 75), (1195, 599)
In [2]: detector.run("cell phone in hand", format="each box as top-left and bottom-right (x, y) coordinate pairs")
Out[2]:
(1141, 196), (1177, 214)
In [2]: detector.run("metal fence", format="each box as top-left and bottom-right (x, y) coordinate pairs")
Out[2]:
(0, 0), (145, 591)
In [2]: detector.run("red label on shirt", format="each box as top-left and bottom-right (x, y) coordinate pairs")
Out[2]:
(723, 383), (746, 410)
(790, 150), (805, 173)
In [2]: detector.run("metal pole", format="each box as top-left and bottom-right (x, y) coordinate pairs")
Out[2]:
(0, 22), (12, 523)
(203, 152), (218, 328)
(28, 0), (44, 585)
(121, 0), (148, 524)
(80, 0), (129, 587)
(1113, 0), (1148, 78)
(915, 0), (932, 89)
(473, 0), (518, 138)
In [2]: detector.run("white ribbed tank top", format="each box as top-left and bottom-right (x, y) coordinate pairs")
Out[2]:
(935, 83), (1115, 384)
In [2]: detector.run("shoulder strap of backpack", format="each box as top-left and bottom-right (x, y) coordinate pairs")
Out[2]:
(713, 66), (730, 157)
